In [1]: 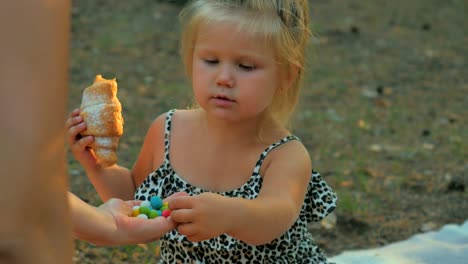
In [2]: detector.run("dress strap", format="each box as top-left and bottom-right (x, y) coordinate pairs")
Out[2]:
(251, 135), (300, 176)
(162, 109), (176, 164)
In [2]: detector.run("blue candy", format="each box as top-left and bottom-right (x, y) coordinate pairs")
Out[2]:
(150, 195), (163, 209)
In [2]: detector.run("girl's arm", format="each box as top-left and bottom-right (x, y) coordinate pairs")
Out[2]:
(131, 113), (167, 188)
(226, 141), (312, 244)
(169, 140), (311, 245)
(85, 165), (135, 202)
(88, 112), (166, 201)
(66, 109), (135, 201)
(68, 112), (166, 202)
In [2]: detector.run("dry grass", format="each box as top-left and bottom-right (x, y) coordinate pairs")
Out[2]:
(69, 0), (467, 262)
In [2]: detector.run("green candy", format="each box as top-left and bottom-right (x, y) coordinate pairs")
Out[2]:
(139, 206), (150, 215)
(148, 209), (159, 219)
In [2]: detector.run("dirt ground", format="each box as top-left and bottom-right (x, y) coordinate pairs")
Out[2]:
(68, 0), (467, 263)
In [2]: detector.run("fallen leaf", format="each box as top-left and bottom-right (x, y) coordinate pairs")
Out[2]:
(383, 86), (393, 95)
(321, 212), (337, 230)
(137, 84), (148, 96)
(341, 180), (354, 187)
(155, 245), (161, 256)
(369, 144), (383, 152)
(361, 88), (378, 98)
(422, 143), (435, 150)
(357, 119), (370, 129)
(374, 98), (391, 108)
(137, 243), (148, 250)
(365, 168), (382, 178)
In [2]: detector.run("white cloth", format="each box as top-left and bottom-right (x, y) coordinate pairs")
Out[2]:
(330, 220), (468, 264)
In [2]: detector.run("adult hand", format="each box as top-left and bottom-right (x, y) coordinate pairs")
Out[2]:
(96, 198), (176, 245)
(71, 192), (188, 246)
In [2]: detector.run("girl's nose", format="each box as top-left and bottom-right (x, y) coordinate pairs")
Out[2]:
(216, 65), (235, 88)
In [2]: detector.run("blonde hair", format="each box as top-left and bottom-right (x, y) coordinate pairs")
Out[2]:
(179, 0), (311, 128)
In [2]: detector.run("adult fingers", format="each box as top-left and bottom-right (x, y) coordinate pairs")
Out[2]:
(126, 200), (142, 208)
(112, 215), (174, 245)
(114, 198), (132, 214)
(135, 217), (176, 242)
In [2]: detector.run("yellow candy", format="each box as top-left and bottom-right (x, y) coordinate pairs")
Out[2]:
(132, 206), (140, 217)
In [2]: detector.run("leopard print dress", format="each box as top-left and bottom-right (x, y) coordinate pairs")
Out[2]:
(135, 110), (337, 264)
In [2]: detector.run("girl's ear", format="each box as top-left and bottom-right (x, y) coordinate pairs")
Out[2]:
(283, 65), (299, 90)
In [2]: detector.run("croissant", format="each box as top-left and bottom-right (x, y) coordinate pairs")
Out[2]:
(80, 75), (124, 167)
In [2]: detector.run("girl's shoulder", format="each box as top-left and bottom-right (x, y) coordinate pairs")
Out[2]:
(170, 108), (199, 121)
(149, 108), (198, 127)
(147, 109), (200, 142)
(166, 108), (200, 131)
(261, 125), (307, 158)
(258, 130), (311, 178)
(265, 135), (310, 166)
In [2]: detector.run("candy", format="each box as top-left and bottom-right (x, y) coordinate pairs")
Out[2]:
(150, 196), (163, 209)
(132, 196), (169, 220)
(162, 209), (171, 218)
(132, 206), (140, 217)
(139, 206), (150, 215)
(137, 214), (148, 219)
(141, 200), (152, 209)
(148, 209), (159, 219)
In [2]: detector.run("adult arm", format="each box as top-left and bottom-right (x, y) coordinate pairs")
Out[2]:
(69, 192), (177, 246)
(0, 1), (73, 263)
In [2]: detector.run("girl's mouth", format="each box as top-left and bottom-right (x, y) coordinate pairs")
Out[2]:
(211, 95), (236, 107)
(213, 95), (234, 102)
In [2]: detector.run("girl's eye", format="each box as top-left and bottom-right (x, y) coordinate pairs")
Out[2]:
(204, 59), (218, 65)
(239, 64), (255, 71)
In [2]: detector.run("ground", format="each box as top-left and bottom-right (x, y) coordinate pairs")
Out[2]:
(68, 0), (467, 263)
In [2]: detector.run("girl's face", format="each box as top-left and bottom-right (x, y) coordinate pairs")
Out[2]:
(191, 22), (280, 122)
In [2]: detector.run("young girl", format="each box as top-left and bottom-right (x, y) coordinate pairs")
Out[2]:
(67, 0), (337, 262)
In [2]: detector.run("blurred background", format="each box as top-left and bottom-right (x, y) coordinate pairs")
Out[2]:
(67, 0), (467, 262)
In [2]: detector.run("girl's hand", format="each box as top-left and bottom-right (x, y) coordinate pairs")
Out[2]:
(168, 192), (233, 242)
(65, 108), (99, 169)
